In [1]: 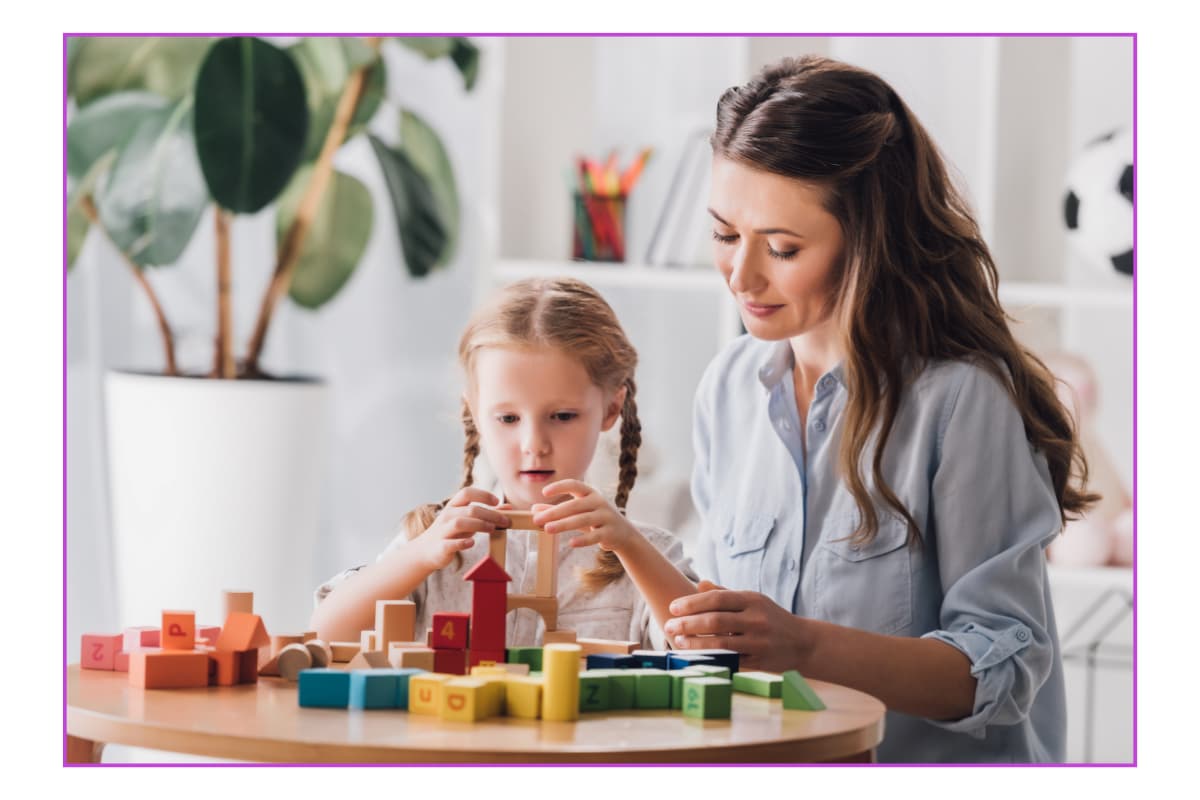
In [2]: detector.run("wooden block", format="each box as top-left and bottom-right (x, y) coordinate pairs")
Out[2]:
(114, 650), (131, 672)
(387, 645), (435, 672)
(374, 600), (416, 650)
(630, 650), (670, 669)
(304, 639), (333, 668)
(666, 652), (716, 671)
(216, 612), (269, 652)
(237, 649), (259, 684)
(682, 676), (733, 719)
(277, 643), (314, 682)
(222, 590), (254, 619)
(431, 612), (471, 650)
(630, 668), (671, 709)
(690, 664), (732, 680)
(535, 531), (557, 596)
(542, 629), (576, 645)
(507, 647), (543, 672)
(578, 671), (610, 712)
(330, 641), (361, 662)
(471, 673), (508, 716)
(496, 662), (531, 675)
(195, 625), (222, 647)
(349, 650), (392, 670)
(585, 653), (637, 670)
(207, 649), (239, 686)
(586, 669), (635, 709)
(668, 668), (706, 709)
(488, 530), (507, 570)
(434, 648), (468, 675)
(349, 670), (401, 709)
(272, 634), (306, 657)
(161, 611), (196, 651)
(504, 675), (543, 719)
(577, 638), (640, 656)
(731, 671), (783, 698)
(468, 649), (506, 669)
(258, 652), (282, 677)
(440, 678), (490, 721)
(507, 594), (559, 635)
(298, 668), (351, 708)
(541, 643), (582, 722)
(387, 668), (427, 710)
(81, 633), (123, 670)
(360, 630), (377, 651)
(129, 649), (208, 689)
(408, 673), (455, 716)
(782, 670), (827, 711)
(302, 631), (318, 642)
(500, 509), (542, 531)
(122, 626), (160, 651)
(669, 648), (740, 674)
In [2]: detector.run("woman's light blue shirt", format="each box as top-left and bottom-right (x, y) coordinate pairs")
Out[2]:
(691, 335), (1067, 763)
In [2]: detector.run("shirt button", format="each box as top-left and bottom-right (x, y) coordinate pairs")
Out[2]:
(1016, 629), (1029, 642)
(813, 419), (826, 432)
(820, 375), (835, 391)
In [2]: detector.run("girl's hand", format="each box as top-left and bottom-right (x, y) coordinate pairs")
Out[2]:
(664, 586), (808, 673)
(418, 488), (509, 571)
(533, 479), (639, 553)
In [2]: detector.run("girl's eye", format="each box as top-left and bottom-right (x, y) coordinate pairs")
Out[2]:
(497, 414), (518, 424)
(767, 244), (799, 260)
(712, 230), (738, 244)
(552, 412), (578, 422)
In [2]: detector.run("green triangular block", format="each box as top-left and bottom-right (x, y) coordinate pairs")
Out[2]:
(782, 670), (826, 711)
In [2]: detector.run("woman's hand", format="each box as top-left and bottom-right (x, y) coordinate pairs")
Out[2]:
(532, 479), (640, 553)
(664, 582), (809, 673)
(417, 488), (509, 571)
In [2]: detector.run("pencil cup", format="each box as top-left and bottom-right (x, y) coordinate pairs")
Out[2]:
(572, 192), (627, 262)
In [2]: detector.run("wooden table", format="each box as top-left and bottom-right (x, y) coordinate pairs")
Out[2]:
(66, 665), (885, 764)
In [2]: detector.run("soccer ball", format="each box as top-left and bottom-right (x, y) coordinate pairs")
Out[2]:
(1062, 128), (1134, 277)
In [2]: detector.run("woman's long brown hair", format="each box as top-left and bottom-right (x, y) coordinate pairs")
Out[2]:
(712, 55), (1098, 546)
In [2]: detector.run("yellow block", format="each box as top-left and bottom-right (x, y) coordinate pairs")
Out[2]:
(441, 678), (489, 722)
(409, 673), (455, 716)
(504, 675), (543, 720)
(542, 643), (582, 722)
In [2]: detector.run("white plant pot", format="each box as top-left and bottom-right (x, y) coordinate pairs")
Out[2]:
(104, 371), (328, 634)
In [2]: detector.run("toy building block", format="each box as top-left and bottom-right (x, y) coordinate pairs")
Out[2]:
(474, 673), (508, 716)
(208, 649), (239, 686)
(129, 649), (209, 689)
(468, 649), (507, 669)
(434, 648), (468, 675)
(541, 643), (582, 722)
(670, 648), (740, 674)
(508, 594), (558, 633)
(668, 668), (706, 709)
(631, 650), (670, 670)
(731, 671), (783, 698)
(349, 670), (402, 710)
(304, 639), (333, 668)
(329, 641), (361, 663)
(629, 668), (671, 709)
(586, 653), (638, 670)
(584, 669), (635, 709)
(682, 676), (733, 720)
(387, 668), (427, 710)
(577, 638), (640, 656)
(667, 652), (716, 671)
(196, 625), (222, 647)
(535, 531), (557, 597)
(302, 631), (318, 642)
(375, 600), (417, 650)
(504, 675), (543, 720)
(272, 634), (306, 657)
(440, 678), (490, 722)
(427, 630), (433, 646)
(496, 662), (531, 675)
(578, 671), (611, 712)
(216, 612), (269, 652)
(431, 612), (471, 650)
(409, 673), (455, 716)
(237, 649), (259, 684)
(689, 664), (732, 680)
(258, 652), (282, 677)
(277, 643), (314, 681)
(507, 647), (543, 672)
(781, 670), (826, 711)
(489, 530), (507, 570)
(298, 668), (351, 708)
(542, 629), (576, 645)
(222, 590), (254, 619)
(388, 645), (435, 672)
(161, 611), (196, 651)
(122, 626), (160, 651)
(114, 650), (131, 672)
(360, 631), (377, 651)
(464, 556), (512, 653)
(499, 509), (542, 531)
(347, 650), (391, 670)
(81, 633), (123, 670)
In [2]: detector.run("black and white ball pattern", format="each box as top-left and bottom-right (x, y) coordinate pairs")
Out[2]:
(1063, 128), (1134, 277)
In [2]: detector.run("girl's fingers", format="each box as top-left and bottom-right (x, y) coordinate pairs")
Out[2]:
(567, 531), (601, 548)
(532, 497), (596, 527)
(541, 478), (593, 500)
(449, 487), (500, 508)
(542, 511), (603, 535)
(448, 516), (494, 536)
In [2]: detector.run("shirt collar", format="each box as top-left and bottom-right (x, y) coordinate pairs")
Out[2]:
(756, 339), (846, 392)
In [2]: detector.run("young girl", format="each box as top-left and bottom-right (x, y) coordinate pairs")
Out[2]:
(310, 277), (699, 650)
(664, 55), (1100, 762)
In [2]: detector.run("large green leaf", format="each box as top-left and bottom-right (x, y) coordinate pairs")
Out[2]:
(449, 38), (480, 91)
(67, 90), (168, 180)
(368, 133), (448, 278)
(95, 100), (209, 267)
(67, 37), (212, 107)
(193, 37), (309, 214)
(396, 37), (479, 90)
(66, 151), (117, 270)
(399, 109), (459, 268)
(289, 38), (386, 163)
(276, 166), (373, 309)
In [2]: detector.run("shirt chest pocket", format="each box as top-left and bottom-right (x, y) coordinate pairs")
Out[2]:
(714, 509), (776, 593)
(811, 511), (913, 636)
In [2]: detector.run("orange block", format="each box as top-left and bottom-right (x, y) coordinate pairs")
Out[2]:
(130, 649), (209, 689)
(216, 612), (270, 652)
(161, 611), (196, 651)
(208, 650), (239, 686)
(238, 649), (259, 684)
(196, 625), (222, 647)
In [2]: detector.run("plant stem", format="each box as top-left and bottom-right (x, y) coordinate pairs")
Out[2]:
(79, 194), (179, 376)
(241, 36), (383, 376)
(213, 208), (235, 379)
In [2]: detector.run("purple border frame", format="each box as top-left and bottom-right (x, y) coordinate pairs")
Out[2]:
(62, 31), (1138, 768)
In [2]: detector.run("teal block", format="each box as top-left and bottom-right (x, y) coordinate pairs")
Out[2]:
(731, 671), (783, 698)
(391, 667), (426, 709)
(668, 669), (705, 710)
(631, 668), (671, 709)
(298, 668), (351, 708)
(507, 647), (543, 672)
(349, 670), (400, 709)
(690, 664), (731, 680)
(682, 676), (733, 719)
(782, 670), (826, 711)
(578, 671), (610, 712)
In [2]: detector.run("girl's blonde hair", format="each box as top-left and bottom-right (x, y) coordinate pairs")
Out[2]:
(400, 277), (641, 591)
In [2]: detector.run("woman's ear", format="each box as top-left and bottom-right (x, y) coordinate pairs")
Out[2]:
(600, 384), (628, 432)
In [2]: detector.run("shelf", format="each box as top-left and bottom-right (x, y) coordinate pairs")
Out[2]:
(494, 260), (1133, 310)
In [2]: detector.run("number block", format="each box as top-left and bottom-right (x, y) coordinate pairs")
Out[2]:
(81, 633), (123, 670)
(682, 676), (733, 719)
(731, 671), (783, 698)
(298, 668), (351, 708)
(506, 646), (543, 672)
(578, 671), (610, 712)
(781, 670), (826, 711)
(441, 678), (489, 721)
(409, 673), (455, 716)
(161, 611), (196, 651)
(434, 648), (468, 675)
(349, 670), (401, 709)
(432, 612), (470, 649)
(504, 675), (543, 720)
(668, 668), (706, 709)
(629, 668), (671, 709)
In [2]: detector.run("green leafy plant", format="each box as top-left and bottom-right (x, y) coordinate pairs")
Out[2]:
(66, 35), (478, 377)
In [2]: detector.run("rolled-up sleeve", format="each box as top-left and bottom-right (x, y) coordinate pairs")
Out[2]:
(921, 363), (1063, 737)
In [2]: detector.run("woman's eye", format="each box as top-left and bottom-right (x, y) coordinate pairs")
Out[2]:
(552, 412), (578, 422)
(767, 244), (799, 260)
(497, 414), (518, 424)
(711, 230), (738, 244)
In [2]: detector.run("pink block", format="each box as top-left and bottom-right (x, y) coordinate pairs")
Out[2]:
(81, 633), (123, 670)
(196, 625), (221, 646)
(123, 626), (160, 651)
(114, 650), (131, 672)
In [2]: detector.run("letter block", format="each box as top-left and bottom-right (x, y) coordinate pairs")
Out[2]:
(682, 676), (733, 720)
(434, 648), (468, 675)
(161, 611), (196, 651)
(408, 673), (455, 716)
(431, 612), (471, 649)
(578, 671), (610, 712)
(441, 678), (489, 721)
(668, 668), (706, 709)
(81, 633), (124, 670)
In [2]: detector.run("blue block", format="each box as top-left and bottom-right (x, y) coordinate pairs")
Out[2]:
(630, 650), (670, 669)
(667, 653), (716, 671)
(389, 667), (426, 709)
(298, 668), (351, 708)
(349, 670), (401, 709)
(587, 653), (637, 670)
(668, 648), (740, 674)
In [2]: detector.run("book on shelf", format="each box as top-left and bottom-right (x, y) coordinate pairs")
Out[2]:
(645, 128), (712, 269)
